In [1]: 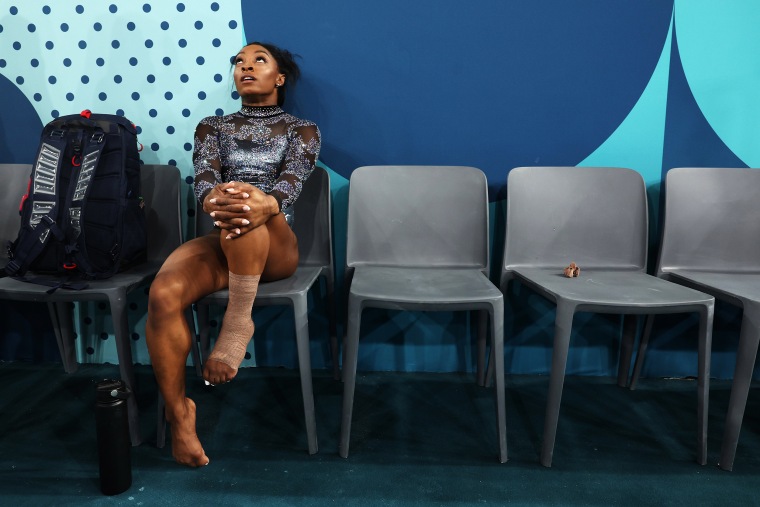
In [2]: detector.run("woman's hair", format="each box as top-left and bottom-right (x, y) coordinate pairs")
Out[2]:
(240, 41), (301, 106)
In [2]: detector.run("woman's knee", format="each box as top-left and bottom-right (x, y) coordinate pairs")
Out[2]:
(148, 272), (189, 317)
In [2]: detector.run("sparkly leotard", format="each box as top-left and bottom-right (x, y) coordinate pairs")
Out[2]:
(193, 105), (321, 225)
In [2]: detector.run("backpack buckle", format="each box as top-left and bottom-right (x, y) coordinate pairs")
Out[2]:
(92, 132), (105, 143)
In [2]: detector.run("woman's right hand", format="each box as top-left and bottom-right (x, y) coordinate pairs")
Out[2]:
(202, 182), (279, 238)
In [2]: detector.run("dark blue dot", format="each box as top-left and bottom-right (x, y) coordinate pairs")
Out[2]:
(146, 74), (155, 83)
(27, 24), (36, 32)
(78, 40), (86, 49)
(81, 75), (89, 84)
(111, 40), (120, 49)
(76, 5), (84, 14)
(131, 92), (140, 100)
(30, 58), (39, 67)
(178, 38), (187, 48)
(10, 6), (18, 15)
(114, 75), (122, 83)
(151, 143), (159, 151)
(136, 126), (142, 134)
(51, 110), (60, 118)
(12, 41), (21, 50)
(244, 352), (251, 360)
(34, 93), (42, 102)
(149, 109), (157, 117)
(212, 38), (221, 48)
(94, 22), (102, 31)
(63, 58), (71, 66)
(0, 60), (5, 68)
(109, 4), (117, 13)
(214, 74), (223, 83)
(198, 91), (206, 100)
(15, 76), (23, 85)
(43, 6), (51, 14)
(231, 91), (240, 100)
(48, 76), (57, 84)
(229, 20), (237, 29)
(162, 56), (171, 65)
(96, 57), (105, 66)
(185, 175), (194, 184)
(46, 41), (54, 49)
(0, 25), (3, 34)
(86, 347), (94, 355)
(129, 57), (138, 66)
(167, 159), (176, 167)
(99, 92), (107, 100)
(182, 108), (191, 117)
(177, 3), (185, 12)
(166, 126), (175, 134)
(161, 21), (169, 30)
(131, 333), (139, 341)
(145, 39), (153, 48)
(143, 4), (151, 13)
(164, 91), (173, 100)
(66, 92), (75, 101)
(211, 2), (219, 11)
(100, 332), (109, 340)
(127, 22), (135, 31)
(196, 56), (205, 65)
(116, 108), (125, 116)
(215, 108), (224, 116)
(194, 20), (203, 29)
(184, 143), (192, 151)
(61, 23), (69, 32)
(180, 74), (189, 83)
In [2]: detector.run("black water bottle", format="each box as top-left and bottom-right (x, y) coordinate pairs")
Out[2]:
(95, 379), (132, 496)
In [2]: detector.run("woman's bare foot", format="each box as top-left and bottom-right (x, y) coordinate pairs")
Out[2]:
(167, 397), (209, 467)
(203, 358), (238, 385)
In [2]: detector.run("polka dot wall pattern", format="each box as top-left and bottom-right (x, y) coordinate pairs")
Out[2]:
(0, 1), (245, 365)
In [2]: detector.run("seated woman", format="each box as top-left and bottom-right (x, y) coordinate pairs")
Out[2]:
(146, 42), (321, 467)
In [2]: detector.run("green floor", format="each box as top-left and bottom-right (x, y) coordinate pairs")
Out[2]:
(1, 362), (759, 506)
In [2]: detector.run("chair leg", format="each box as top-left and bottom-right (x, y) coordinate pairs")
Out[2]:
(339, 296), (362, 458)
(197, 302), (212, 363)
(490, 301), (508, 463)
(719, 304), (760, 471)
(184, 306), (202, 377)
(629, 315), (656, 390)
(477, 310), (489, 387)
(156, 392), (167, 449)
(293, 295), (318, 455)
(48, 302), (79, 374)
(109, 293), (142, 447)
(617, 315), (639, 387)
(324, 274), (341, 381)
(541, 303), (575, 467)
(696, 303), (713, 466)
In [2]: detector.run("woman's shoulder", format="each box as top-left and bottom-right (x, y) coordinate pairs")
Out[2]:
(282, 112), (319, 133)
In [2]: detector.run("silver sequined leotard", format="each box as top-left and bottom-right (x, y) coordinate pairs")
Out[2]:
(193, 105), (321, 225)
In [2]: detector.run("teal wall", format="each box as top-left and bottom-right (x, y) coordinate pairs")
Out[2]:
(0, 1), (757, 378)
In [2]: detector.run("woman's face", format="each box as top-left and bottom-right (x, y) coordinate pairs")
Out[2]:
(233, 44), (284, 105)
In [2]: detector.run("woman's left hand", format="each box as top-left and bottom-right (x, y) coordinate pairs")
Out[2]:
(206, 181), (279, 238)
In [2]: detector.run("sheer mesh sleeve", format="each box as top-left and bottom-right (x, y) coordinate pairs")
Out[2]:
(193, 119), (223, 204)
(269, 123), (321, 210)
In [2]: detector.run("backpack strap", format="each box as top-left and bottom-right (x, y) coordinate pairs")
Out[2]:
(4, 135), (68, 277)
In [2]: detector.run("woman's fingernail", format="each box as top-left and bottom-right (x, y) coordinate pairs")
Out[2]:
(242, 205), (250, 211)
(209, 198), (216, 204)
(242, 193), (249, 198)
(213, 221), (221, 227)
(226, 234), (232, 239)
(235, 228), (241, 234)
(241, 219), (250, 225)
(210, 211), (216, 217)
(226, 188), (235, 192)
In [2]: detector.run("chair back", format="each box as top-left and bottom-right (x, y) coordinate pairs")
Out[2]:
(195, 166), (332, 268)
(503, 166), (648, 275)
(346, 166), (489, 270)
(657, 167), (760, 274)
(0, 164), (33, 265)
(141, 164), (183, 263)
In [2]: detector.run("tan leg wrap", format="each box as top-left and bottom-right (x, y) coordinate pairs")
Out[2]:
(208, 272), (261, 371)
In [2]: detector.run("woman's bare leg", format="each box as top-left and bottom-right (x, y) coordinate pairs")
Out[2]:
(146, 233), (228, 467)
(203, 213), (298, 383)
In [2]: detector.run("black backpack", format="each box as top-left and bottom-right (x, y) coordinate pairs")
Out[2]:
(4, 110), (146, 281)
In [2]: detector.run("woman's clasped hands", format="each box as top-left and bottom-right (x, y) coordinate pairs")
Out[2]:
(203, 181), (280, 239)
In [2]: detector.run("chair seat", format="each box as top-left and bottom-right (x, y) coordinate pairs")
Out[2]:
(668, 270), (760, 304)
(513, 268), (713, 310)
(350, 266), (502, 306)
(198, 266), (323, 304)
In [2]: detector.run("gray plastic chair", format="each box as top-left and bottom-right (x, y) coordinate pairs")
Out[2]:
(159, 166), (336, 454)
(499, 166), (714, 467)
(0, 164), (184, 446)
(630, 167), (760, 471)
(339, 165), (507, 463)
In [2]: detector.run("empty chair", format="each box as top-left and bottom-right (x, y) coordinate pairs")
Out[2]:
(158, 166), (336, 454)
(630, 167), (760, 471)
(339, 165), (507, 463)
(499, 166), (714, 467)
(0, 164), (184, 446)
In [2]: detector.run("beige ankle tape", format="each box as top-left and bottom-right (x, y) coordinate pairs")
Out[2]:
(208, 272), (261, 370)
